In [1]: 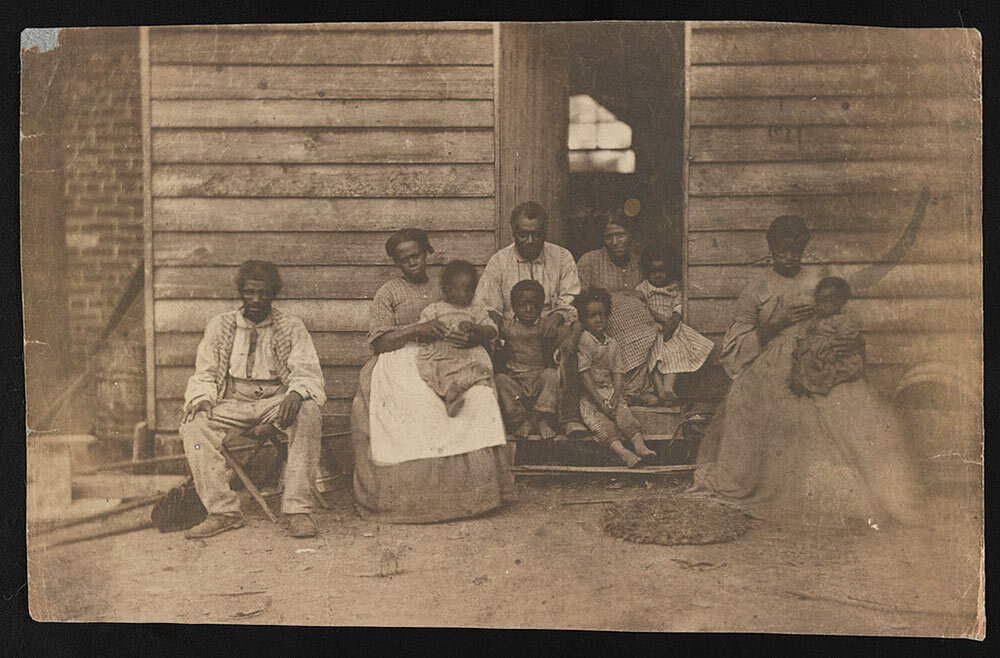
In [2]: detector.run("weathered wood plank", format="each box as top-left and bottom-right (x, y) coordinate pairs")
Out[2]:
(152, 231), (495, 266)
(689, 125), (979, 163)
(691, 26), (977, 64)
(687, 297), (980, 335)
(154, 299), (370, 332)
(689, 97), (981, 127)
(152, 163), (495, 197)
(151, 99), (496, 128)
(154, 265), (448, 299)
(687, 263), (981, 299)
(155, 331), (373, 366)
(150, 23), (492, 33)
(153, 129), (495, 164)
(688, 230), (977, 266)
(688, 193), (979, 232)
(157, 365), (360, 400)
(155, 398), (354, 433)
(151, 65), (495, 100)
(150, 28), (493, 65)
(154, 197), (495, 232)
(689, 161), (977, 196)
(689, 62), (980, 99)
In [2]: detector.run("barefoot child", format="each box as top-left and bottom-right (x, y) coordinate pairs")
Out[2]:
(492, 280), (560, 439)
(416, 260), (498, 417)
(636, 246), (716, 403)
(790, 276), (865, 396)
(575, 288), (657, 467)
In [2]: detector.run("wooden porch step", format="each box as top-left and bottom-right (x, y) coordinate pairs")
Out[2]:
(506, 432), (685, 443)
(511, 464), (696, 475)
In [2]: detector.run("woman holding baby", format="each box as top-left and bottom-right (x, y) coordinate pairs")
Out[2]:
(690, 216), (925, 527)
(350, 229), (513, 523)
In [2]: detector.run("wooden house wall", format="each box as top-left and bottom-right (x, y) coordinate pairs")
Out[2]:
(684, 22), (982, 395)
(143, 23), (497, 433)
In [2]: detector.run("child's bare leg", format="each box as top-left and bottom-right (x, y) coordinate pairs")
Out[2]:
(610, 440), (641, 468)
(444, 383), (465, 417)
(629, 431), (657, 459)
(536, 412), (557, 439)
(658, 373), (679, 402)
(513, 409), (533, 438)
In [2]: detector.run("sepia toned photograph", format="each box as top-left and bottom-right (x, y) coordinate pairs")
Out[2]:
(21, 21), (983, 636)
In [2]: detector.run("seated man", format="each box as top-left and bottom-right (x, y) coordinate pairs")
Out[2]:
(474, 201), (586, 436)
(180, 260), (326, 539)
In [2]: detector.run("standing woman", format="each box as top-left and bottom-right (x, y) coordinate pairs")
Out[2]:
(351, 229), (513, 523)
(691, 216), (924, 527)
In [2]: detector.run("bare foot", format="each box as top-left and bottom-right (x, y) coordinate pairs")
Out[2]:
(513, 420), (533, 438)
(610, 441), (641, 468)
(536, 418), (556, 440)
(630, 434), (657, 459)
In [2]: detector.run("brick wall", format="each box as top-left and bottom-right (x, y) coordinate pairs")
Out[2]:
(57, 28), (144, 357)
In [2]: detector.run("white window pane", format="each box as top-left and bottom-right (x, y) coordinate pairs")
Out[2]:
(569, 94), (597, 124)
(568, 122), (597, 150)
(568, 149), (636, 174)
(594, 103), (617, 123)
(596, 121), (632, 149)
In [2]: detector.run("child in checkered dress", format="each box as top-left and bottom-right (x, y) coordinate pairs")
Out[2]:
(636, 246), (716, 403)
(575, 288), (657, 468)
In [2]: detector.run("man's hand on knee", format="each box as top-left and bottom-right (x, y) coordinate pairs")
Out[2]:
(183, 400), (213, 424)
(277, 391), (304, 429)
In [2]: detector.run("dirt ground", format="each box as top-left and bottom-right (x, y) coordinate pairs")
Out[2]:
(26, 474), (983, 636)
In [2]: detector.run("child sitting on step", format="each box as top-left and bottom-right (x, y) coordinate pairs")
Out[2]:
(575, 288), (657, 468)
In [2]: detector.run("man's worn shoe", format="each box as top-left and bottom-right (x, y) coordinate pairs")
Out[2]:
(288, 513), (318, 538)
(184, 514), (245, 539)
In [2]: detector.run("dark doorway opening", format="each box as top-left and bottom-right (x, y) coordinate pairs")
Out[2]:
(562, 23), (687, 260)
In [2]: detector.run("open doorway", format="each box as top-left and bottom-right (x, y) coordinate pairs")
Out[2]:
(563, 23), (687, 259)
(496, 23), (686, 262)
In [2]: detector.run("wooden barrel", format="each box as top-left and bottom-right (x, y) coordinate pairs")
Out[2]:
(894, 360), (982, 485)
(95, 340), (146, 446)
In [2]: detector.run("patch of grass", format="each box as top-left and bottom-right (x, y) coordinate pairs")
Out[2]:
(601, 495), (751, 546)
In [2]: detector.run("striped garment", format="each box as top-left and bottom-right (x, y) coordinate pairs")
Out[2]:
(636, 280), (716, 374)
(368, 274), (442, 346)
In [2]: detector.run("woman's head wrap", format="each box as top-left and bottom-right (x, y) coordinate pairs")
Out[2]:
(384, 228), (435, 258)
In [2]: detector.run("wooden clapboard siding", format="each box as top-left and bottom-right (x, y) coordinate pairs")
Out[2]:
(685, 24), (982, 397)
(152, 100), (495, 128)
(690, 26), (972, 65)
(154, 265), (442, 299)
(155, 332), (372, 367)
(146, 25), (498, 432)
(687, 230), (975, 266)
(689, 97), (980, 128)
(154, 300), (371, 333)
(149, 28), (493, 65)
(153, 129), (494, 164)
(154, 198), (494, 231)
(689, 62), (979, 98)
(688, 193), (977, 232)
(689, 161), (974, 197)
(152, 164), (495, 197)
(689, 125), (978, 162)
(151, 65), (494, 100)
(152, 231), (495, 266)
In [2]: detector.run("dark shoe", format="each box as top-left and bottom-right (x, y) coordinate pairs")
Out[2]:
(288, 513), (318, 538)
(184, 514), (245, 539)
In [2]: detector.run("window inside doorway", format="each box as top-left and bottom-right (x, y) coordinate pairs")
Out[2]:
(568, 94), (636, 174)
